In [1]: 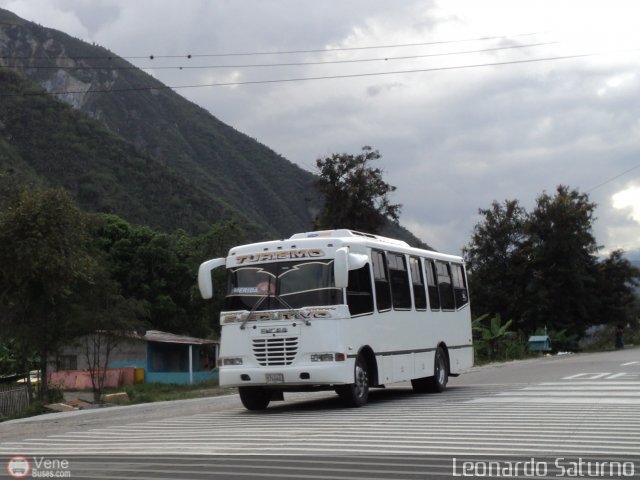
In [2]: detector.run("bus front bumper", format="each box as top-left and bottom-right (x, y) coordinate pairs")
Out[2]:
(220, 361), (354, 388)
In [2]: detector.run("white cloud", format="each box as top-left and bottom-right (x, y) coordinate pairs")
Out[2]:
(613, 185), (640, 223)
(2, 0), (89, 38)
(594, 184), (640, 254)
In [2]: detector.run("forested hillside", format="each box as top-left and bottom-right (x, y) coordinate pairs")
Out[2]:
(0, 69), (261, 234)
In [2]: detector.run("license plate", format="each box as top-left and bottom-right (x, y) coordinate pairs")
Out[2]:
(265, 373), (284, 384)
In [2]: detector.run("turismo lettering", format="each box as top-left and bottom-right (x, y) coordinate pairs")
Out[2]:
(236, 249), (324, 264)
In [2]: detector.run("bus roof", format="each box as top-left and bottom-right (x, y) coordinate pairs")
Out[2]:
(290, 229), (409, 247)
(228, 230), (463, 263)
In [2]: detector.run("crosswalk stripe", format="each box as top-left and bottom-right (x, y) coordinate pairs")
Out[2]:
(468, 379), (640, 404)
(470, 396), (640, 404)
(539, 381), (640, 385)
(2, 380), (640, 459)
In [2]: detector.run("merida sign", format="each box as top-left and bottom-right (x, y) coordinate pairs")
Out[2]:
(236, 249), (325, 264)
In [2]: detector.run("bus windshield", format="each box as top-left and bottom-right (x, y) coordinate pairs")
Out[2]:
(225, 260), (343, 311)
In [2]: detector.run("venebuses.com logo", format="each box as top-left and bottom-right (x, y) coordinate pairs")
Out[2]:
(6, 456), (30, 478)
(6, 456), (71, 478)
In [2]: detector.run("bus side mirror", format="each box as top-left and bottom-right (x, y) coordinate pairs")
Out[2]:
(198, 258), (226, 299)
(334, 248), (349, 288)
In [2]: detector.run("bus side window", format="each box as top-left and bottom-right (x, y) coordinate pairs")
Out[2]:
(372, 250), (392, 311)
(426, 260), (440, 310)
(436, 261), (455, 311)
(409, 256), (427, 310)
(387, 253), (411, 310)
(347, 264), (374, 316)
(452, 263), (469, 308)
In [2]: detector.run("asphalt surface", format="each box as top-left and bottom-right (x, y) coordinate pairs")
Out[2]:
(1, 348), (639, 479)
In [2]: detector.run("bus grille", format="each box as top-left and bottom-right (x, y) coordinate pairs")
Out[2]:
(252, 337), (298, 366)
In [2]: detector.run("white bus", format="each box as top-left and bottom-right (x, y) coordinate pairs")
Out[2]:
(198, 229), (473, 410)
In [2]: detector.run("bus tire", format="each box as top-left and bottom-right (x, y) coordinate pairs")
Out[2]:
(238, 386), (271, 410)
(411, 376), (430, 393)
(335, 355), (369, 407)
(426, 346), (448, 393)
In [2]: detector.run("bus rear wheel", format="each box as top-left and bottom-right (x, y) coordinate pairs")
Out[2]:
(336, 355), (369, 407)
(238, 386), (271, 410)
(412, 346), (448, 393)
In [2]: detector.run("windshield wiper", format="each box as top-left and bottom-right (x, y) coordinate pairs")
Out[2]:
(273, 294), (311, 326)
(240, 294), (268, 330)
(239, 294), (311, 328)
(240, 277), (278, 330)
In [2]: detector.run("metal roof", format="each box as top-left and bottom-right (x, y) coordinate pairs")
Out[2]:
(528, 335), (551, 342)
(142, 330), (218, 345)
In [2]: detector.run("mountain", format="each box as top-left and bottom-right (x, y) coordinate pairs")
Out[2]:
(0, 8), (430, 248)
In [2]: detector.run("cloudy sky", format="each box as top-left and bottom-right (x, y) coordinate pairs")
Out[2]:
(2, 0), (639, 256)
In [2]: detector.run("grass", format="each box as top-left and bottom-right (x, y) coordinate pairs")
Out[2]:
(580, 324), (639, 352)
(2, 400), (47, 421)
(0, 379), (236, 422)
(111, 379), (236, 405)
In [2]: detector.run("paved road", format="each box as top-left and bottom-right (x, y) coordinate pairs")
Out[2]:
(1, 349), (639, 479)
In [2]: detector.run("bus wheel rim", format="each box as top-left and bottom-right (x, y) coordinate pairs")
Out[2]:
(436, 353), (446, 385)
(355, 362), (368, 397)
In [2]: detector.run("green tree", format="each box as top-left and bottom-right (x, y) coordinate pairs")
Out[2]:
(314, 146), (401, 234)
(464, 199), (528, 328)
(0, 189), (94, 400)
(0, 339), (18, 375)
(194, 219), (248, 263)
(89, 214), (248, 339)
(72, 243), (144, 402)
(0, 337), (39, 387)
(191, 220), (249, 337)
(465, 185), (640, 354)
(523, 186), (600, 337)
(89, 216), (194, 335)
(594, 250), (640, 327)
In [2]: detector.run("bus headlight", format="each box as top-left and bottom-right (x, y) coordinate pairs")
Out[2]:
(311, 353), (336, 362)
(221, 357), (243, 366)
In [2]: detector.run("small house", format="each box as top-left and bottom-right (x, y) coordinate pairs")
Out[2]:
(528, 335), (552, 352)
(52, 330), (219, 389)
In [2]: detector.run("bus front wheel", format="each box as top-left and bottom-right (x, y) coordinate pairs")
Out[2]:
(239, 386), (271, 410)
(336, 355), (369, 407)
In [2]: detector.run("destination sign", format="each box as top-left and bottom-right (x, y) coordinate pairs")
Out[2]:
(235, 249), (325, 264)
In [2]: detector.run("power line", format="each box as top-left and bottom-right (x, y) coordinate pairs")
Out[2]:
(3, 42), (557, 71)
(586, 162), (640, 193)
(2, 48), (638, 98)
(158, 32), (546, 59)
(0, 32), (545, 60)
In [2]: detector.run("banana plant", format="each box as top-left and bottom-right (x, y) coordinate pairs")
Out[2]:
(0, 339), (18, 375)
(473, 313), (515, 361)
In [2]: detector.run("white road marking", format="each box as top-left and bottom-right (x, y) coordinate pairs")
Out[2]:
(562, 373), (611, 380)
(562, 372), (640, 380)
(472, 377), (640, 405)
(470, 396), (640, 405)
(2, 382), (640, 458)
